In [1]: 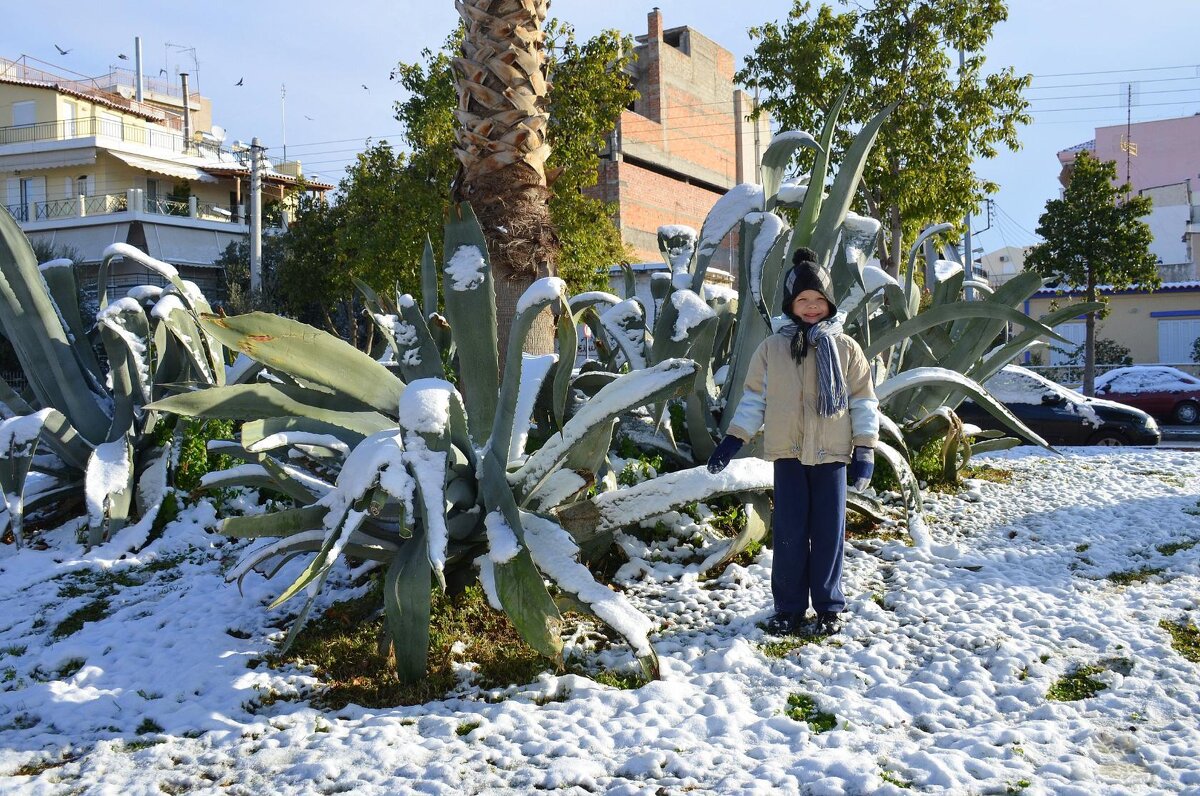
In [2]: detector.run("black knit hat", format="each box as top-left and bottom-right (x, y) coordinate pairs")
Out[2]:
(780, 247), (835, 320)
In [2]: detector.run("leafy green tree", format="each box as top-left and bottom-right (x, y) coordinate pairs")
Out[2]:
(738, 0), (1030, 275)
(1026, 151), (1159, 395)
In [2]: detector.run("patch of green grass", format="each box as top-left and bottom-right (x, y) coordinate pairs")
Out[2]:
(592, 669), (646, 690)
(785, 693), (837, 733)
(1105, 566), (1164, 586)
(729, 539), (763, 568)
(880, 769), (913, 789)
(135, 718), (163, 734)
(277, 583), (551, 709)
(121, 738), (165, 752)
(12, 755), (74, 776)
(0, 645), (25, 657)
(1160, 619), (1200, 663)
(1006, 780), (1032, 795)
(51, 597), (111, 640)
(1157, 538), (1199, 556)
(1047, 665), (1107, 701)
(962, 464), (1013, 485)
(1075, 543), (1090, 553)
(1130, 469), (1187, 488)
(455, 721), (481, 737)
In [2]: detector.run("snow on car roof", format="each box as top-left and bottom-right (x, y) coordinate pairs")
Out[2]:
(983, 365), (1103, 427)
(1094, 365), (1200, 394)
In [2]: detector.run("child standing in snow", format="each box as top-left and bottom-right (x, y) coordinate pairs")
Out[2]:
(707, 247), (879, 636)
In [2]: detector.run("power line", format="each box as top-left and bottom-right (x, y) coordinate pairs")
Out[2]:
(1029, 63), (1200, 80)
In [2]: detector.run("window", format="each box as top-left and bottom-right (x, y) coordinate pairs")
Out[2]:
(146, 179), (158, 202)
(1157, 318), (1200, 364)
(12, 101), (35, 127)
(76, 175), (88, 197)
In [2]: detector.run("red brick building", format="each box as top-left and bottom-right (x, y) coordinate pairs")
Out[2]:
(589, 9), (771, 267)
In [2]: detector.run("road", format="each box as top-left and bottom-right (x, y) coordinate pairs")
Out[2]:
(1158, 425), (1200, 450)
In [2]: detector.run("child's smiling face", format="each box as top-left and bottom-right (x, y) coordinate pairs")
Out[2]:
(792, 290), (831, 323)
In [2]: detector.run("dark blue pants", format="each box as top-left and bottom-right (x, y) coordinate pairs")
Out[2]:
(771, 459), (846, 615)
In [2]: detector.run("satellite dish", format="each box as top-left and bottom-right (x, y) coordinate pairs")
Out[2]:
(210, 124), (227, 143)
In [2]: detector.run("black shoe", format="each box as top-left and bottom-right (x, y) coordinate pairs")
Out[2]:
(765, 612), (805, 636)
(815, 611), (841, 636)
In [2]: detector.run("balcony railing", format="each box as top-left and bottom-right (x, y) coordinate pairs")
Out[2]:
(0, 115), (225, 159)
(4, 190), (240, 225)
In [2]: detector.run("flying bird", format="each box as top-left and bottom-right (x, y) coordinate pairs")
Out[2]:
(117, 53), (128, 60)
(54, 44), (72, 55)
(235, 77), (244, 86)
(361, 84), (369, 92)
(304, 115), (314, 121)
(158, 68), (168, 77)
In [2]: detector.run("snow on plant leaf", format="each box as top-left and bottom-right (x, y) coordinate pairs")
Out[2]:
(485, 509), (521, 563)
(670, 290), (715, 342)
(445, 245), (487, 292)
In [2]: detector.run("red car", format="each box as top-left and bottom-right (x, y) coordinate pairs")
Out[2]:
(1093, 366), (1200, 425)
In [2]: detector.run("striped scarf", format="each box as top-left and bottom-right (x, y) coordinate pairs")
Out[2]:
(781, 316), (848, 417)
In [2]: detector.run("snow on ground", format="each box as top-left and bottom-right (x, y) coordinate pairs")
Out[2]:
(2, 448), (1200, 794)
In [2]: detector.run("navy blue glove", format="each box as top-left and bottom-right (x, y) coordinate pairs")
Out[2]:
(707, 436), (744, 474)
(849, 445), (874, 491)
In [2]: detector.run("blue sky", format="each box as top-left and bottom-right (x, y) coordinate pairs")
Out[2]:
(4, 1), (1198, 255)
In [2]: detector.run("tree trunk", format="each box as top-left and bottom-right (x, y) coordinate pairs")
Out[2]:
(451, 0), (558, 364)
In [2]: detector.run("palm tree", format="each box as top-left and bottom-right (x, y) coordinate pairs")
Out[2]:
(452, 0), (558, 359)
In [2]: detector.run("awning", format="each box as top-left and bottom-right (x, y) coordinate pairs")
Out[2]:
(107, 151), (217, 183)
(0, 151), (97, 173)
(24, 223), (130, 264)
(143, 223), (243, 266)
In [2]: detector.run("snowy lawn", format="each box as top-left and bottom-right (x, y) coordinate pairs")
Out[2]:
(2, 448), (1200, 794)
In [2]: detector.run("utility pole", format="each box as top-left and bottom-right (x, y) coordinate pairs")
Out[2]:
(250, 137), (264, 293)
(281, 83), (287, 163)
(960, 48), (974, 300)
(753, 82), (762, 184)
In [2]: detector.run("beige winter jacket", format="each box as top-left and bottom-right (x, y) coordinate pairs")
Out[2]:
(726, 332), (879, 464)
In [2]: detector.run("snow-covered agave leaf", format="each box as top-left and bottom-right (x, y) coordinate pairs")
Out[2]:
(521, 510), (658, 678)
(384, 526), (432, 683)
(0, 211), (112, 443)
(598, 299), (649, 372)
(651, 289), (715, 366)
(879, 367), (1048, 448)
(972, 437), (1023, 455)
(256, 453), (333, 504)
(443, 202), (499, 441)
(698, 491), (771, 573)
(846, 490), (887, 522)
(874, 441), (929, 551)
(549, 304), (576, 434)
(96, 298), (152, 439)
(394, 295), (448, 382)
(223, 506), (329, 542)
(760, 130), (822, 211)
(493, 278), (570, 462)
(510, 359), (698, 502)
(153, 295), (220, 386)
(99, 244), (191, 311)
(0, 409), (53, 544)
(690, 183), (766, 293)
(903, 223), (954, 296)
(242, 417), (367, 455)
(267, 504), (368, 610)
(683, 315), (722, 462)
(658, 225), (697, 275)
(591, 459), (773, 536)
(201, 313), (404, 416)
(744, 212), (788, 318)
(877, 413), (909, 457)
(40, 258), (104, 379)
(84, 437), (134, 546)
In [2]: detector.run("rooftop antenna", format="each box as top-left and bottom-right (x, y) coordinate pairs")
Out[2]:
(1119, 81), (1140, 193)
(165, 42), (199, 92)
(281, 83), (287, 163)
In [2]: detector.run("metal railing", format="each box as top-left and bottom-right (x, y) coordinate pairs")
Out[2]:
(3, 191), (243, 225)
(144, 196), (190, 216)
(0, 115), (225, 159)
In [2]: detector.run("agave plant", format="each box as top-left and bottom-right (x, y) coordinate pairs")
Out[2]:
(149, 202), (775, 682)
(0, 211), (228, 548)
(571, 91), (1102, 552)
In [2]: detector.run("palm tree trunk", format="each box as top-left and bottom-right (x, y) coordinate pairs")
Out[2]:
(452, 0), (559, 361)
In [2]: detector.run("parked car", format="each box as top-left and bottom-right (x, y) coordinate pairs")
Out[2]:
(956, 365), (1160, 447)
(1093, 365), (1200, 425)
